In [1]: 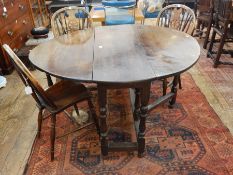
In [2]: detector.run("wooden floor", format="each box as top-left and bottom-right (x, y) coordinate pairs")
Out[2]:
(0, 71), (48, 175)
(0, 20), (233, 175)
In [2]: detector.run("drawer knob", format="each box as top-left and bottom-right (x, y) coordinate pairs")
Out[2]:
(23, 20), (27, 24)
(2, 7), (8, 18)
(7, 31), (14, 36)
(19, 4), (24, 10)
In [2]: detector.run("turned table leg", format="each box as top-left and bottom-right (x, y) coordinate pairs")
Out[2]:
(46, 74), (53, 87)
(133, 88), (141, 121)
(169, 75), (179, 107)
(98, 85), (108, 156)
(138, 82), (151, 157)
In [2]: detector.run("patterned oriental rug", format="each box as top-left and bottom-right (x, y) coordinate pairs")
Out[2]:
(190, 41), (233, 134)
(25, 73), (233, 175)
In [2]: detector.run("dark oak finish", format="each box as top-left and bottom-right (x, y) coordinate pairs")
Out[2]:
(2, 44), (99, 161)
(93, 25), (199, 83)
(51, 6), (93, 38)
(157, 4), (196, 36)
(0, 0), (34, 74)
(30, 31), (95, 82)
(156, 4), (196, 95)
(207, 0), (233, 67)
(195, 0), (214, 49)
(29, 25), (200, 157)
(48, 7), (94, 86)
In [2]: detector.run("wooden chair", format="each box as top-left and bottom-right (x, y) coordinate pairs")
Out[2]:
(164, 0), (198, 15)
(102, 0), (136, 25)
(51, 6), (93, 37)
(207, 0), (233, 67)
(48, 6), (93, 87)
(2, 44), (99, 161)
(156, 4), (196, 95)
(195, 0), (214, 49)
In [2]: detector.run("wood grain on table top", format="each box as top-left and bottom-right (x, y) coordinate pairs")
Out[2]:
(29, 25), (200, 84)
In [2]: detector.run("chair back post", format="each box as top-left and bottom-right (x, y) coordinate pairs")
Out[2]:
(156, 4), (196, 34)
(216, 0), (232, 20)
(51, 6), (93, 37)
(212, 0), (232, 32)
(197, 0), (212, 12)
(2, 44), (57, 110)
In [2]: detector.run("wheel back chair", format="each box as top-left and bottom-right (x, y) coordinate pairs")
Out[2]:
(207, 0), (233, 68)
(48, 7), (96, 89)
(51, 6), (92, 37)
(156, 4), (196, 96)
(195, 0), (214, 49)
(102, 0), (136, 25)
(2, 44), (99, 161)
(164, 0), (198, 15)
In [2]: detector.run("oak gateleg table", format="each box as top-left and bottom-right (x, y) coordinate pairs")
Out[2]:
(29, 24), (200, 157)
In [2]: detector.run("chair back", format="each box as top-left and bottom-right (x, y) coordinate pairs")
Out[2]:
(2, 44), (57, 110)
(156, 4), (196, 34)
(102, 0), (136, 25)
(51, 6), (93, 37)
(214, 0), (232, 21)
(197, 0), (212, 12)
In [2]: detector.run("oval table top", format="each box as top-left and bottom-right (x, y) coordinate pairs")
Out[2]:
(29, 25), (200, 84)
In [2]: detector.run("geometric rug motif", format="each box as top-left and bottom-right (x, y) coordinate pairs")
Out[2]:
(25, 73), (233, 175)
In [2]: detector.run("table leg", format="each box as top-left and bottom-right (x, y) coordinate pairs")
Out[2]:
(98, 85), (108, 156)
(133, 88), (141, 121)
(169, 75), (178, 107)
(138, 82), (151, 157)
(46, 73), (53, 87)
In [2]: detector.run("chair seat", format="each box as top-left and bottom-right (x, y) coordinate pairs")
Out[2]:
(46, 80), (89, 111)
(198, 12), (211, 22)
(105, 15), (135, 25)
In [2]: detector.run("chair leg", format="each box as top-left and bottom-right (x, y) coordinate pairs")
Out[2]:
(133, 88), (141, 121)
(196, 19), (201, 35)
(203, 21), (212, 49)
(207, 30), (216, 58)
(162, 78), (167, 96)
(178, 75), (182, 89)
(87, 98), (100, 134)
(46, 74), (53, 87)
(73, 104), (80, 116)
(169, 75), (178, 108)
(37, 108), (43, 138)
(213, 32), (227, 68)
(50, 114), (56, 161)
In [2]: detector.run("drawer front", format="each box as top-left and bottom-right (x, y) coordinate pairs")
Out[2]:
(0, 0), (29, 25)
(0, 14), (32, 45)
(9, 33), (27, 53)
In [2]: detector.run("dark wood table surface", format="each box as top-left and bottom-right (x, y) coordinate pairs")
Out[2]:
(29, 24), (200, 157)
(30, 25), (200, 83)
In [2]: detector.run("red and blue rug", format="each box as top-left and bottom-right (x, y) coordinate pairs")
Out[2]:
(25, 73), (233, 175)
